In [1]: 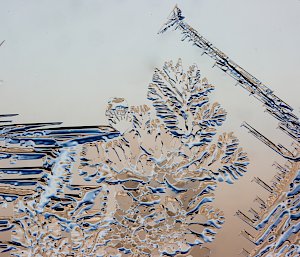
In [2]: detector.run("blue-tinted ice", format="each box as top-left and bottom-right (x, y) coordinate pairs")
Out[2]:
(0, 60), (250, 256)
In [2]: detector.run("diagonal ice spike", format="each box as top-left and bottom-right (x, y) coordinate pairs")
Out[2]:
(159, 6), (300, 147)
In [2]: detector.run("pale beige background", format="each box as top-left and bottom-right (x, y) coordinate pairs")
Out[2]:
(0, 0), (300, 256)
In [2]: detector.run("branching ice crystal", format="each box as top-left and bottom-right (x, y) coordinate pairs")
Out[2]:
(72, 59), (249, 256)
(148, 59), (226, 147)
(238, 158), (300, 257)
(3, 60), (249, 257)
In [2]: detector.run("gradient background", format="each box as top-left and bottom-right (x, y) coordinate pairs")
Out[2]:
(0, 0), (300, 256)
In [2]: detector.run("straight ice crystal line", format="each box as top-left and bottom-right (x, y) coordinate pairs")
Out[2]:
(159, 5), (300, 161)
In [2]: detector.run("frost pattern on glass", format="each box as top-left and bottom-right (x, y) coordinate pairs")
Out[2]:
(0, 60), (249, 256)
(237, 151), (300, 257)
(159, 6), (300, 161)
(159, 7), (300, 256)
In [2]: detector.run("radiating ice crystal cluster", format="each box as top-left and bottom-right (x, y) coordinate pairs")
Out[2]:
(1, 60), (249, 256)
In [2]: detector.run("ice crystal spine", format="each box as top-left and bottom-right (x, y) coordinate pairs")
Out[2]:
(159, 5), (300, 161)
